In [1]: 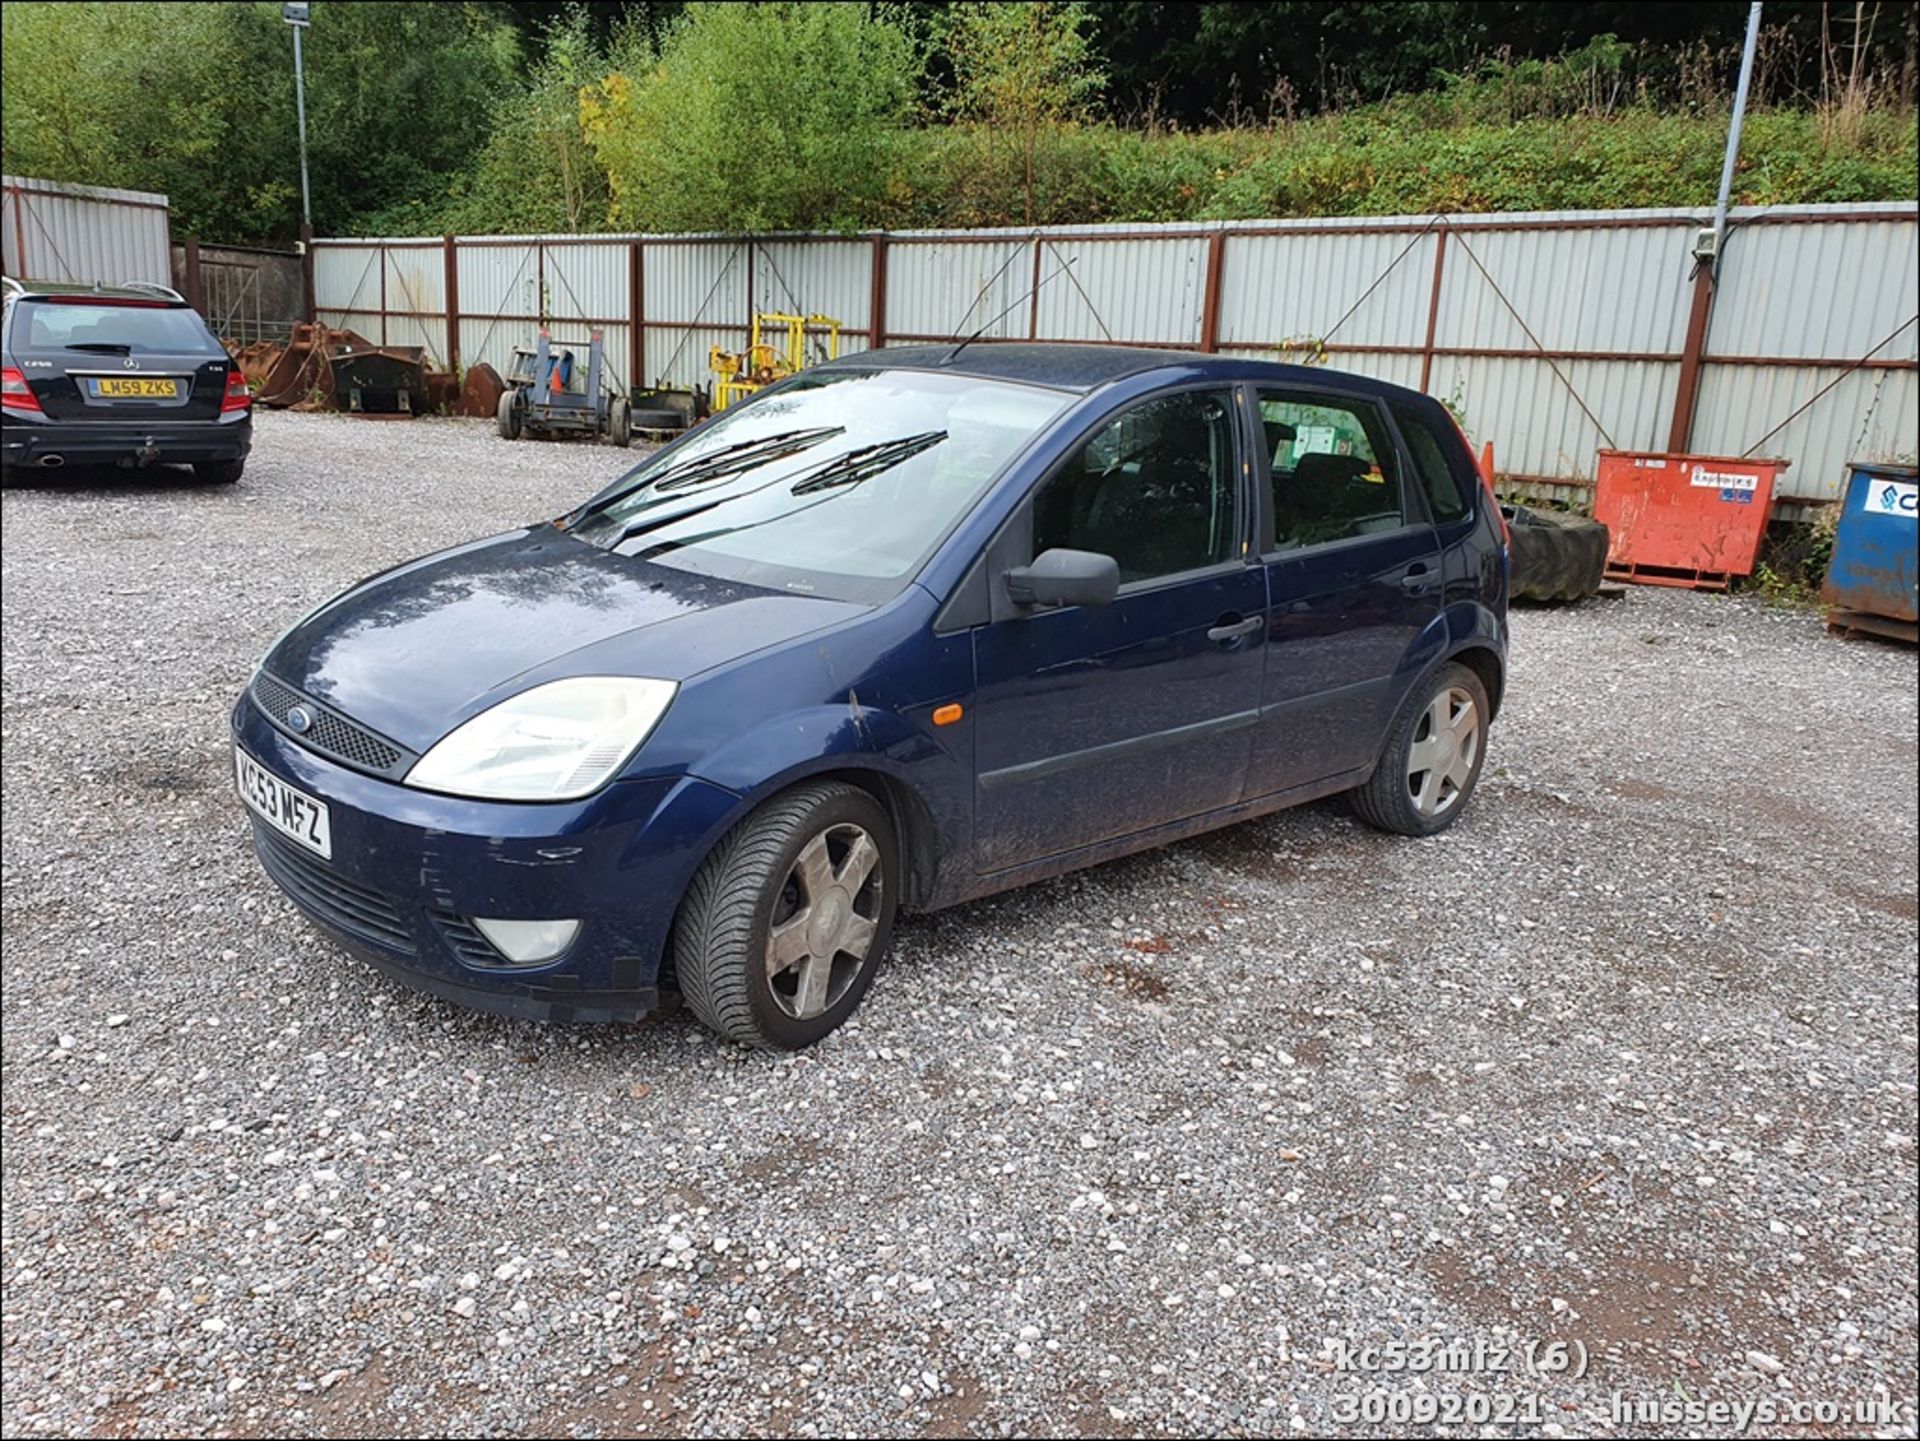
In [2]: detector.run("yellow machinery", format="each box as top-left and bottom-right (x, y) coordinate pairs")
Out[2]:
(710, 312), (841, 411)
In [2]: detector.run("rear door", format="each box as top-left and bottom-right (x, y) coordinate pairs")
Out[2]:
(1244, 384), (1441, 796)
(12, 297), (226, 421)
(970, 386), (1267, 872)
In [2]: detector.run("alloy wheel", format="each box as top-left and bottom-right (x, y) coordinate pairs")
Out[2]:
(765, 823), (883, 1021)
(1407, 686), (1480, 818)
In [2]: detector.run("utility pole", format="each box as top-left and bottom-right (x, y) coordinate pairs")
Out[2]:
(1711, 1), (1765, 263)
(284, 2), (313, 230)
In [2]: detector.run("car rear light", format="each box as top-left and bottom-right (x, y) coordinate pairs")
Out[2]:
(221, 369), (252, 413)
(1, 367), (45, 415)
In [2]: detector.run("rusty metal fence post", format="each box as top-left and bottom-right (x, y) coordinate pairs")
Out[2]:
(181, 237), (204, 313)
(1419, 228), (1448, 393)
(443, 234), (461, 377)
(1199, 231), (1226, 353)
(1667, 265), (1715, 452)
(870, 235), (889, 351)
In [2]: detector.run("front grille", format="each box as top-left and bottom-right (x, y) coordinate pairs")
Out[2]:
(430, 910), (510, 968)
(253, 824), (418, 954)
(252, 673), (404, 774)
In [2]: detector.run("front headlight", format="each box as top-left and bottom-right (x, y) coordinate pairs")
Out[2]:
(404, 676), (678, 801)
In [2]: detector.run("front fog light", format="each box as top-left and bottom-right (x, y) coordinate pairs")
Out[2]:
(473, 917), (580, 963)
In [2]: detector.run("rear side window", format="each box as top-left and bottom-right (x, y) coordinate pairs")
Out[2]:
(1391, 401), (1470, 523)
(1256, 391), (1406, 552)
(21, 302), (214, 355)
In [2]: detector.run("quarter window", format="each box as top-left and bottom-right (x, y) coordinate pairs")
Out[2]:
(1032, 390), (1240, 585)
(1256, 391), (1406, 551)
(1391, 401), (1470, 523)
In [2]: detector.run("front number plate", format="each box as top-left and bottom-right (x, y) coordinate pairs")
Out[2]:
(235, 748), (332, 859)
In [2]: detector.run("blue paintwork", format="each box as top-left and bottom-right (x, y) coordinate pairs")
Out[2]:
(234, 345), (1508, 1021)
(1824, 462), (1918, 625)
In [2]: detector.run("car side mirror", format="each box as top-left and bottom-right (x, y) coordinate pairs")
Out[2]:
(1004, 548), (1120, 609)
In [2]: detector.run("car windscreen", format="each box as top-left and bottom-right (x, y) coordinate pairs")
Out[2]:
(20, 301), (215, 355)
(572, 369), (1072, 602)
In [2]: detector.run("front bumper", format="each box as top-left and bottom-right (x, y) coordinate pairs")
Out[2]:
(231, 695), (741, 1023)
(3, 412), (252, 469)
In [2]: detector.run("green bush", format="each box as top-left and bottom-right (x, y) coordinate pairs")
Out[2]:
(580, 2), (915, 233)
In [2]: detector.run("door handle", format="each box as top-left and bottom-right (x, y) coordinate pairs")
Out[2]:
(1399, 566), (1434, 593)
(1207, 615), (1263, 644)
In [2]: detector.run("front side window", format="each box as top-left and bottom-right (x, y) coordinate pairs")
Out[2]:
(572, 369), (1072, 602)
(1257, 391), (1407, 551)
(1031, 389), (1240, 585)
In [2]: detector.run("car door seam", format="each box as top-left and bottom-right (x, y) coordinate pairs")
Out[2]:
(977, 708), (1261, 791)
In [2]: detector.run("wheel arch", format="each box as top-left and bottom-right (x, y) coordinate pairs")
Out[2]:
(1446, 643), (1505, 722)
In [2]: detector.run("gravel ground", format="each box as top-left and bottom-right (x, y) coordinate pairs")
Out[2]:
(3, 411), (1916, 1439)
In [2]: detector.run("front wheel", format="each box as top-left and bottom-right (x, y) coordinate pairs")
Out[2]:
(672, 781), (897, 1050)
(496, 387), (523, 440)
(1351, 662), (1491, 836)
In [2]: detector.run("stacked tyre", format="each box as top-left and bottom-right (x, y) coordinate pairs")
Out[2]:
(1504, 504), (1609, 602)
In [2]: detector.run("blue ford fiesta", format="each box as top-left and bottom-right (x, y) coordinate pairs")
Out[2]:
(234, 345), (1508, 1048)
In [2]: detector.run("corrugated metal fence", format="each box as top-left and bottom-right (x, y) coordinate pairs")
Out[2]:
(3, 175), (173, 288)
(312, 203), (1919, 506)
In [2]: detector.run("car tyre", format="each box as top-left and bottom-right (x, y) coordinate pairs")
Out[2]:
(629, 406), (686, 432)
(194, 459), (245, 484)
(607, 395), (632, 448)
(497, 388), (523, 440)
(1505, 503), (1609, 602)
(1351, 661), (1491, 837)
(673, 780), (897, 1050)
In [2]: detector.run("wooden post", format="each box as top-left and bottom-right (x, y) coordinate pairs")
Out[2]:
(869, 235), (889, 350)
(181, 237), (204, 313)
(1199, 231), (1226, 353)
(443, 235), (461, 377)
(1419, 228), (1449, 392)
(1666, 264), (1716, 452)
(629, 239), (644, 393)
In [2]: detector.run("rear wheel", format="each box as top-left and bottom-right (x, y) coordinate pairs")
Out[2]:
(672, 781), (897, 1050)
(194, 459), (244, 484)
(496, 388), (523, 440)
(1351, 662), (1491, 837)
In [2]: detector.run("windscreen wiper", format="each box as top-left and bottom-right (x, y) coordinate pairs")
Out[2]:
(570, 425), (847, 539)
(649, 425), (845, 493)
(787, 431), (947, 496)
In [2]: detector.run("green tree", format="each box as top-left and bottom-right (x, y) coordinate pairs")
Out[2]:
(1, 1), (521, 242)
(580, 2), (915, 233)
(944, 1), (1105, 224)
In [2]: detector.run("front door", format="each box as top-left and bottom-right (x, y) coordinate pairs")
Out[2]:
(1245, 386), (1442, 796)
(971, 387), (1267, 872)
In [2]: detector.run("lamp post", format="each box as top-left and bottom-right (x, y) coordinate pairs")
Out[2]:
(284, 2), (312, 230)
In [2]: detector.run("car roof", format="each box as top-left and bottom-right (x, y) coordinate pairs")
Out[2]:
(819, 341), (1430, 405)
(4, 278), (187, 303)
